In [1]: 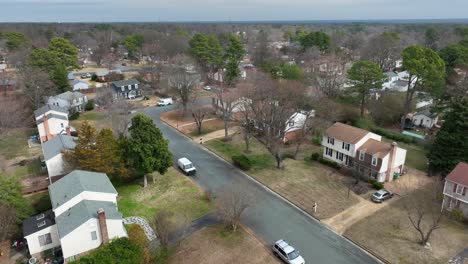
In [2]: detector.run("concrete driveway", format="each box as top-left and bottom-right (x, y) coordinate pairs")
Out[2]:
(144, 105), (381, 264)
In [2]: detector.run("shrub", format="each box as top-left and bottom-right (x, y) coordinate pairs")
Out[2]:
(69, 111), (80, 120)
(232, 155), (252, 171)
(353, 117), (375, 130)
(91, 74), (98, 81)
(85, 99), (95, 111)
(311, 152), (320, 161)
(311, 135), (322, 146)
(370, 179), (384, 190)
(318, 157), (341, 170)
(370, 127), (414, 144)
(450, 208), (465, 223)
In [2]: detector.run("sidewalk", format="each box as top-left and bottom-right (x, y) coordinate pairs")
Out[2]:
(195, 126), (240, 143)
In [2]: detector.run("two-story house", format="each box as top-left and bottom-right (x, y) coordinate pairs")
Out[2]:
(111, 79), (141, 99)
(48, 91), (88, 113)
(322, 122), (407, 182)
(34, 105), (69, 143)
(442, 162), (468, 218)
(41, 134), (76, 180)
(23, 170), (127, 263)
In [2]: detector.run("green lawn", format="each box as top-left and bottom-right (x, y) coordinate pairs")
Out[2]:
(382, 138), (428, 172)
(117, 167), (213, 223)
(0, 129), (39, 159)
(71, 110), (112, 130)
(25, 192), (52, 214)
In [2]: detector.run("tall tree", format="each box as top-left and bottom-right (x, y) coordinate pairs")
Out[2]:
(428, 99), (468, 176)
(425, 27), (440, 51)
(298, 31), (331, 52)
(253, 30), (270, 67)
(362, 32), (400, 71)
(0, 177), (32, 222)
(1, 31), (30, 51)
(189, 34), (223, 81)
(128, 114), (173, 188)
(347, 61), (386, 117)
(400, 46), (445, 131)
(18, 66), (57, 110)
(48, 37), (79, 69)
(123, 34), (144, 59)
(223, 35), (244, 86)
(169, 67), (198, 114)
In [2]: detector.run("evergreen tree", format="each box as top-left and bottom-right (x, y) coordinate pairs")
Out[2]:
(224, 35), (244, 86)
(128, 114), (173, 187)
(428, 99), (468, 176)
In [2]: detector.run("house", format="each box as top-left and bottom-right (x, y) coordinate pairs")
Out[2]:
(67, 73), (75, 80)
(48, 91), (88, 113)
(95, 69), (122, 82)
(382, 70), (417, 92)
(42, 134), (76, 179)
(111, 79), (141, 99)
(0, 63), (7, 72)
(322, 122), (407, 182)
(71, 80), (89, 91)
(23, 170), (127, 262)
(442, 162), (468, 218)
(34, 105), (69, 143)
(412, 109), (438, 128)
(283, 110), (316, 142)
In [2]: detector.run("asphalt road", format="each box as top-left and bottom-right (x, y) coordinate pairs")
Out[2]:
(144, 105), (380, 264)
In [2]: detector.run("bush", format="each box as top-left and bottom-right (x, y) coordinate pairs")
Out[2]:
(311, 136), (322, 146)
(318, 157), (341, 170)
(71, 238), (142, 264)
(232, 154), (252, 171)
(69, 111), (80, 120)
(370, 179), (384, 190)
(311, 152), (320, 161)
(450, 208), (466, 223)
(370, 127), (414, 144)
(85, 99), (95, 111)
(91, 74), (98, 81)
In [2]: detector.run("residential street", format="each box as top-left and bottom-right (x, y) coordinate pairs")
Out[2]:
(144, 106), (381, 264)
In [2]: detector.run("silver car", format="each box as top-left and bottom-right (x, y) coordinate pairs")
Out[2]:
(272, 239), (305, 264)
(371, 189), (393, 203)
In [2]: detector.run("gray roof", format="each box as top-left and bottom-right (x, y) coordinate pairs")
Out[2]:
(385, 71), (398, 77)
(71, 80), (88, 86)
(42, 134), (76, 160)
(23, 210), (56, 237)
(111, 79), (140, 88)
(49, 170), (117, 210)
(394, 80), (408, 87)
(34, 104), (68, 118)
(36, 113), (69, 124)
(414, 109), (438, 119)
(55, 200), (122, 238)
(67, 73), (75, 80)
(55, 91), (86, 102)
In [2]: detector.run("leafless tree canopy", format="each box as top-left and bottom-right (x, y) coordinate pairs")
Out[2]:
(216, 184), (255, 232)
(108, 101), (135, 137)
(0, 95), (32, 134)
(213, 86), (240, 140)
(169, 67), (198, 114)
(0, 203), (17, 244)
(17, 66), (57, 110)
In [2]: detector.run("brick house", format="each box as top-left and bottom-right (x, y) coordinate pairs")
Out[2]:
(441, 162), (468, 217)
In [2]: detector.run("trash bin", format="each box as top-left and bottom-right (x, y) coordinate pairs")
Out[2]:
(393, 172), (399, 180)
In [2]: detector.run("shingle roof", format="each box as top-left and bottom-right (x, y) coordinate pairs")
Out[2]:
(357, 139), (392, 159)
(414, 109), (438, 119)
(446, 162), (468, 186)
(55, 91), (86, 101)
(23, 210), (56, 237)
(34, 105), (68, 118)
(326, 122), (369, 144)
(385, 71), (398, 77)
(55, 200), (122, 238)
(42, 134), (76, 160)
(71, 80), (88, 86)
(394, 80), (408, 87)
(49, 170), (117, 210)
(111, 79), (140, 88)
(36, 113), (69, 124)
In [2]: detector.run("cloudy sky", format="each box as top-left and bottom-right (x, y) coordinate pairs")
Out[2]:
(1, 0), (467, 22)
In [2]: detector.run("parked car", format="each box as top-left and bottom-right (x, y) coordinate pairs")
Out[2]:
(177, 157), (196, 176)
(203, 85), (212, 91)
(272, 239), (305, 264)
(371, 189), (393, 203)
(157, 98), (173, 106)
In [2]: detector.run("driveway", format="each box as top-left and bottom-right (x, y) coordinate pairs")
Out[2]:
(144, 105), (381, 264)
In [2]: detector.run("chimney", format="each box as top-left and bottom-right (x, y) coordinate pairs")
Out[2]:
(43, 114), (52, 142)
(66, 126), (71, 136)
(97, 208), (109, 244)
(386, 142), (398, 182)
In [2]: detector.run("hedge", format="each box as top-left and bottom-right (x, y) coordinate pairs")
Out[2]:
(370, 179), (384, 190)
(232, 155), (252, 171)
(318, 157), (341, 170)
(370, 127), (414, 144)
(310, 152), (320, 161)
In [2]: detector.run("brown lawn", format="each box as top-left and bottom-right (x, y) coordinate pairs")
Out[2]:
(168, 225), (280, 264)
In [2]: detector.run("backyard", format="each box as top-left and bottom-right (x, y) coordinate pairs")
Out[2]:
(70, 110), (112, 131)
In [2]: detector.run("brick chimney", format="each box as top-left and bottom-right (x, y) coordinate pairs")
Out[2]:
(66, 126), (71, 136)
(386, 142), (398, 182)
(43, 115), (52, 142)
(97, 208), (109, 244)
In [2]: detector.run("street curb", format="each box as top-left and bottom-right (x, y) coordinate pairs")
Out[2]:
(159, 115), (385, 264)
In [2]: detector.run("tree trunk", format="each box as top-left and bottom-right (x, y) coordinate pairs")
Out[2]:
(400, 77), (416, 131)
(223, 115), (229, 141)
(143, 174), (148, 188)
(275, 152), (283, 169)
(244, 133), (251, 153)
(293, 141), (302, 160)
(360, 93), (366, 117)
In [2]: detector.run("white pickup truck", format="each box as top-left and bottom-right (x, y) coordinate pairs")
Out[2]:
(177, 157), (196, 176)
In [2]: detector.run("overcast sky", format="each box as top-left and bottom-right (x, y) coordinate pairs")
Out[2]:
(1, 0), (467, 22)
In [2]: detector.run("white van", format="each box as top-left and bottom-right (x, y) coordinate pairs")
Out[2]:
(157, 98), (173, 106)
(177, 157), (196, 176)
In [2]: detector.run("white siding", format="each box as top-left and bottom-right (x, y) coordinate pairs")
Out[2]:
(54, 191), (118, 217)
(412, 115), (438, 128)
(379, 155), (390, 174)
(45, 154), (67, 178)
(61, 218), (127, 259)
(25, 225), (61, 255)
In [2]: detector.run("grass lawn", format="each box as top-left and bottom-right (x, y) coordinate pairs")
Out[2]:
(117, 167), (213, 224)
(206, 133), (360, 219)
(168, 225), (280, 264)
(382, 138), (428, 172)
(25, 192), (52, 215)
(345, 184), (468, 264)
(187, 119), (227, 138)
(70, 110), (112, 131)
(0, 129), (39, 160)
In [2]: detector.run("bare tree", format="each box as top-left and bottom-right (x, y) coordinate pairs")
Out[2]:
(362, 32), (401, 71)
(213, 86), (239, 140)
(216, 185), (255, 232)
(191, 104), (209, 136)
(0, 203), (17, 254)
(0, 95), (32, 134)
(150, 209), (175, 248)
(95, 87), (115, 108)
(236, 83), (256, 153)
(169, 67), (198, 115)
(109, 101), (135, 137)
(17, 66), (57, 110)
(0, 71), (14, 95)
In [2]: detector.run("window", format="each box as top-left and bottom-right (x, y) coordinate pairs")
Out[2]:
(38, 233), (52, 246)
(359, 151), (365, 161)
(61, 123), (64, 128)
(37, 220), (46, 228)
(338, 153), (344, 161)
(91, 231), (97, 240)
(371, 156), (377, 166)
(327, 137), (334, 145)
(36, 213), (45, 220)
(325, 147), (333, 157)
(456, 185), (464, 195)
(344, 143), (350, 151)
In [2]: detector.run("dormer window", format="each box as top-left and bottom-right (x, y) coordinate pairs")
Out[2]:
(36, 213), (45, 220)
(37, 220), (46, 228)
(359, 151), (365, 161)
(371, 156), (377, 166)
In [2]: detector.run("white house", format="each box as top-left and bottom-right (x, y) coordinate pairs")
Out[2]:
(412, 109), (438, 128)
(48, 91), (88, 113)
(441, 163), (468, 217)
(283, 110), (316, 142)
(322, 122), (406, 182)
(34, 105), (69, 143)
(382, 70), (417, 92)
(71, 80), (89, 91)
(23, 170), (127, 262)
(42, 134), (76, 179)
